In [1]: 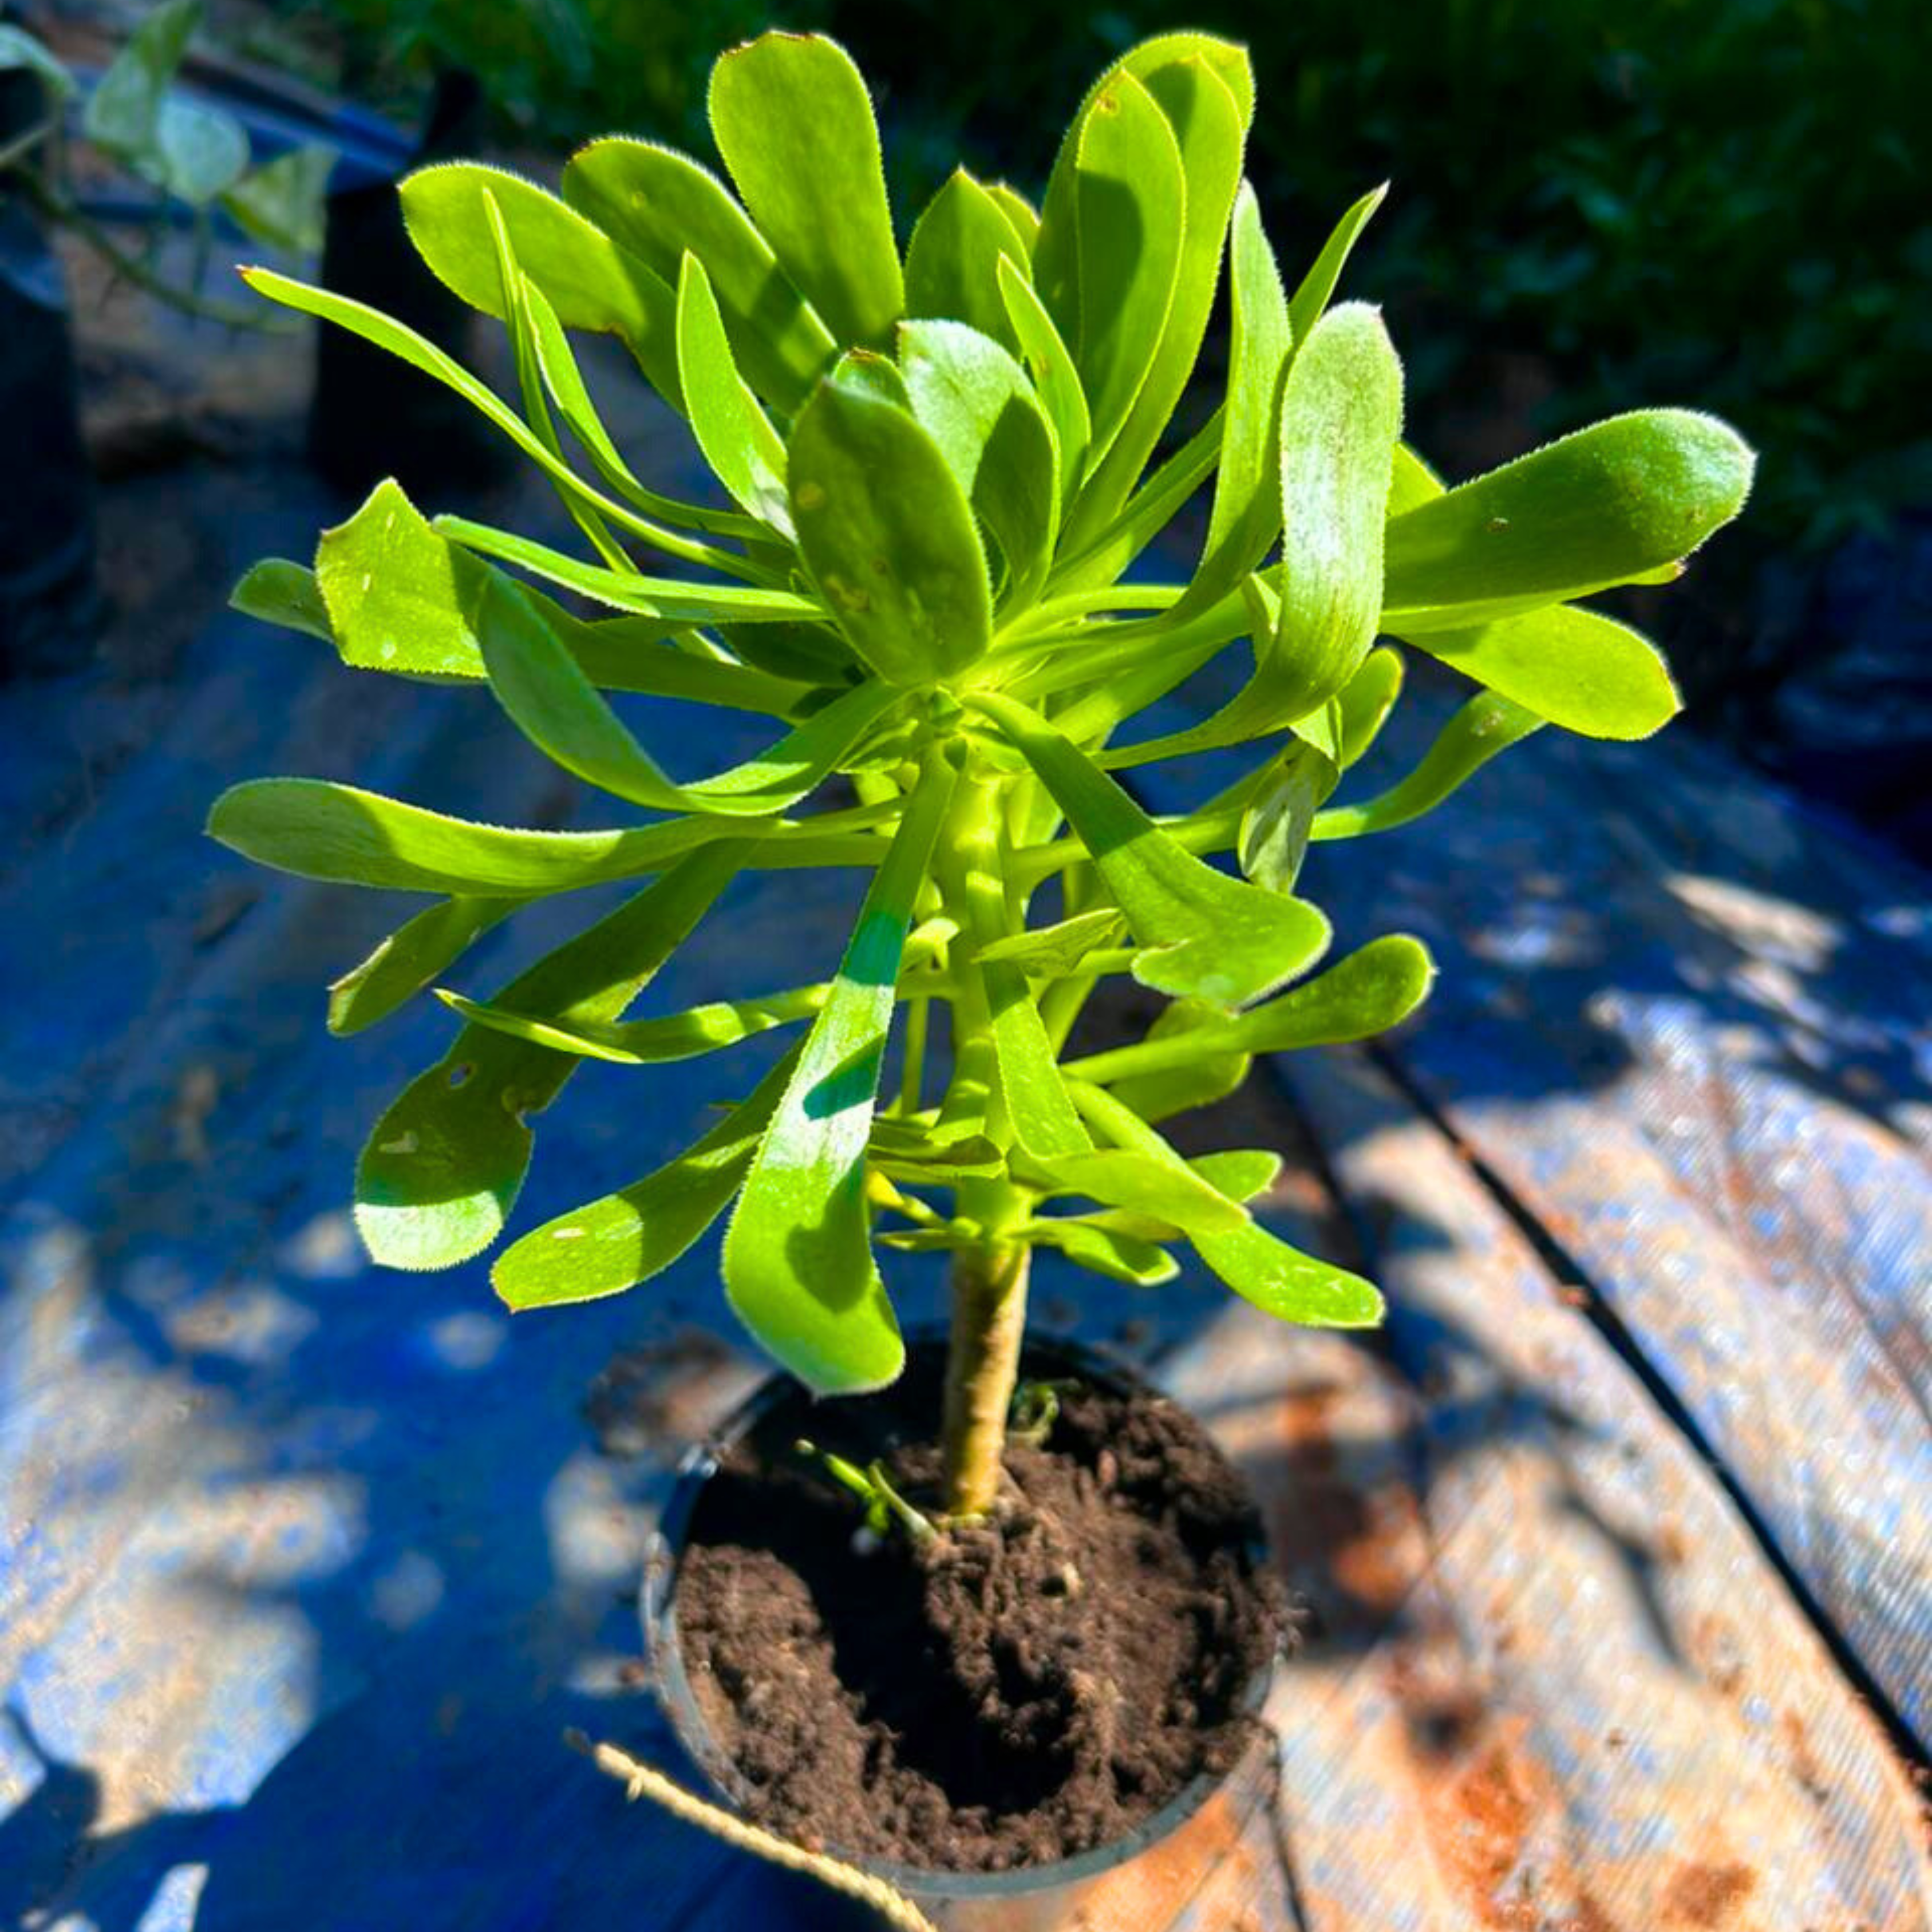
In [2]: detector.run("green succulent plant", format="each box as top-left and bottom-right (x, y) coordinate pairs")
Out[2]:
(211, 29), (1752, 1516)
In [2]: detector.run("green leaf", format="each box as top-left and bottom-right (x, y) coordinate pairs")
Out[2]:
(1068, 40), (1251, 539)
(1382, 410), (1756, 619)
(827, 346), (912, 408)
(1021, 1145), (1248, 1238)
(1388, 441), (1445, 516)
(1190, 1149), (1282, 1203)
(969, 691), (1329, 1009)
(1034, 67), (1185, 477)
(786, 378), (993, 685)
(1313, 692), (1545, 841)
(898, 319), (1058, 609)
(997, 258), (1091, 510)
(1401, 604), (1681, 740)
(492, 1047), (800, 1309)
(562, 136), (835, 414)
(475, 572), (902, 816)
(1070, 1082), (1382, 1326)
(1270, 301), (1404, 717)
(355, 843), (755, 1270)
(675, 254), (791, 533)
(986, 183), (1040, 250)
(723, 748), (960, 1394)
(232, 558), (330, 641)
(1336, 646), (1405, 767)
(329, 898), (519, 1036)
(1105, 998), (1250, 1125)
(207, 777), (752, 895)
(0, 26), (76, 98)
(1049, 405), (1224, 599)
(1024, 1218), (1178, 1286)
(708, 33), (902, 351)
(220, 145), (332, 254)
(438, 982), (824, 1064)
(1286, 182), (1388, 348)
(904, 170), (1033, 353)
(1238, 737), (1339, 895)
(398, 163), (683, 405)
(147, 97), (248, 205)
(974, 907), (1124, 977)
(83, 0), (196, 157)
(1187, 181), (1291, 617)
(433, 512), (819, 624)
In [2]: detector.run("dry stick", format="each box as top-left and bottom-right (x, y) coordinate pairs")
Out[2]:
(564, 1730), (939, 1932)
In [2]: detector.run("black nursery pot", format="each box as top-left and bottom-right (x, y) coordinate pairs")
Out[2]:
(643, 1334), (1285, 1931)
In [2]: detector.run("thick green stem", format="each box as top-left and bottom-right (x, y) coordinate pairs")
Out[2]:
(940, 1232), (1030, 1518)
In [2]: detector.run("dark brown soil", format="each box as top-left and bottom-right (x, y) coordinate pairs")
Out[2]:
(666, 1342), (1284, 1873)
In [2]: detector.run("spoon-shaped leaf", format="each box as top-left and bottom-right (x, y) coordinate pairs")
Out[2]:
(675, 254), (792, 534)
(398, 161), (683, 405)
(787, 378), (993, 685)
(232, 558), (330, 640)
(1070, 1082), (1382, 1326)
(1336, 646), (1405, 767)
(898, 319), (1058, 610)
(1401, 603), (1681, 740)
(355, 842), (756, 1270)
(1270, 300), (1404, 716)
(1103, 998), (1250, 1124)
(708, 33), (902, 350)
(562, 136), (835, 413)
(1238, 736), (1339, 895)
(475, 572), (900, 816)
(1382, 409), (1755, 619)
(967, 691), (1330, 1008)
(438, 982), (825, 1065)
(1313, 692), (1544, 841)
(1022, 1218), (1178, 1286)
(1033, 66), (1185, 477)
(723, 749), (960, 1393)
(329, 898), (519, 1036)
(905, 170), (1033, 354)
(492, 1046), (801, 1309)
(1068, 41), (1250, 541)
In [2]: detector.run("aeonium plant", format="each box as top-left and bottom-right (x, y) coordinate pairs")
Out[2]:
(210, 30), (1751, 1520)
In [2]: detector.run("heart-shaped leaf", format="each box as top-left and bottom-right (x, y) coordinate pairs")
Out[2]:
(708, 33), (902, 351)
(492, 1048), (801, 1309)
(723, 752), (959, 1393)
(787, 378), (993, 685)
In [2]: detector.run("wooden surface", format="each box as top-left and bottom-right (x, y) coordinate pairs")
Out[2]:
(2, 363), (1927, 1930)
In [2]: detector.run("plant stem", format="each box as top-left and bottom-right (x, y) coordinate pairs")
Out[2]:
(940, 1231), (1030, 1518)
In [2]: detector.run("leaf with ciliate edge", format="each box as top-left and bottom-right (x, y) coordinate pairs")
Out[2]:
(708, 33), (902, 351)
(1103, 999), (1250, 1125)
(974, 908), (1124, 978)
(474, 572), (900, 817)
(723, 750), (959, 1394)
(1381, 409), (1755, 618)
(967, 692), (1331, 1009)
(493, 1047), (801, 1310)
(1238, 737), (1338, 896)
(1070, 1082), (1383, 1327)
(898, 319), (1058, 609)
(786, 379), (993, 686)
(328, 898), (519, 1036)
(997, 259), (1091, 511)
(1023, 1218), (1178, 1286)
(1269, 300), (1404, 719)
(1312, 692), (1545, 841)
(1335, 647), (1405, 768)
(904, 171), (1033, 354)
(1401, 603), (1681, 740)
(562, 136), (834, 413)
(354, 843), (756, 1271)
(437, 983), (825, 1065)
(398, 162), (683, 405)
(1286, 181), (1388, 349)
(675, 254), (792, 533)
(1039, 67), (1186, 477)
